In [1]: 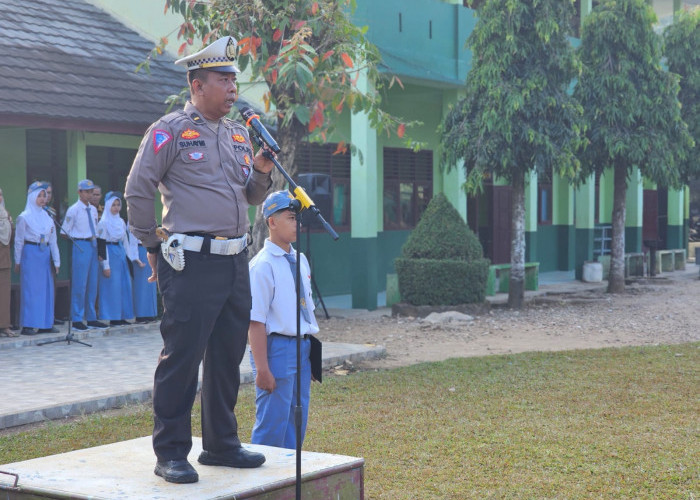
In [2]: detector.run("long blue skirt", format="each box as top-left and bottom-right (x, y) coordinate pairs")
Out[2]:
(132, 245), (157, 318)
(98, 244), (134, 321)
(20, 244), (54, 329)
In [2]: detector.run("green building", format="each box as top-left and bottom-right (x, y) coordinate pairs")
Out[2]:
(1, 0), (693, 320)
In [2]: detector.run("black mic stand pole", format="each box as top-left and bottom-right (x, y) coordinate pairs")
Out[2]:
(250, 133), (337, 500)
(38, 210), (91, 348)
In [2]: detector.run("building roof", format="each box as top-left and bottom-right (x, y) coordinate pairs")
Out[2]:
(0, 0), (186, 135)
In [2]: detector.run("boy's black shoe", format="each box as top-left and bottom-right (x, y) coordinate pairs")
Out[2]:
(72, 322), (88, 331)
(87, 321), (108, 329)
(110, 320), (130, 326)
(154, 459), (198, 484)
(38, 327), (60, 334)
(197, 448), (266, 469)
(21, 327), (38, 336)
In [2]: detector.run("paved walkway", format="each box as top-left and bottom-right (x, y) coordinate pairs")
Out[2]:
(0, 318), (385, 430)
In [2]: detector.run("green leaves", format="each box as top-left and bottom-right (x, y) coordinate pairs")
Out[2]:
(441, 0), (583, 192)
(575, 0), (694, 188)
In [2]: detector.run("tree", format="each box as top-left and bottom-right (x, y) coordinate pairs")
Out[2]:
(441, 0), (584, 308)
(151, 0), (412, 253)
(664, 8), (700, 179)
(574, 0), (694, 294)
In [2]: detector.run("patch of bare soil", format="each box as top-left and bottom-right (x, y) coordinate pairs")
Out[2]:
(317, 274), (700, 371)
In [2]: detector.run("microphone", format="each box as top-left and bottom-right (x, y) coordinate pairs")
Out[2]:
(42, 206), (55, 219)
(239, 107), (281, 154)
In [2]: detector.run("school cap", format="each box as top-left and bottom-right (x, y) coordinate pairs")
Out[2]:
(105, 191), (122, 201)
(174, 36), (240, 73)
(28, 181), (49, 193)
(263, 190), (296, 219)
(78, 179), (95, 191)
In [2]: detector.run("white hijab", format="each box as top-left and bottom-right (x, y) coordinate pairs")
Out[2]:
(98, 193), (126, 241)
(0, 188), (10, 246)
(20, 187), (53, 236)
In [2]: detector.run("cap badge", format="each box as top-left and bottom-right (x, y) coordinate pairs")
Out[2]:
(181, 129), (200, 140)
(226, 38), (237, 60)
(153, 129), (172, 154)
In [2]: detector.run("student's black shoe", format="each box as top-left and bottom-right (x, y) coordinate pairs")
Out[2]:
(135, 317), (151, 324)
(21, 327), (38, 336)
(38, 327), (60, 334)
(110, 320), (130, 326)
(154, 459), (198, 484)
(87, 321), (109, 329)
(72, 322), (88, 331)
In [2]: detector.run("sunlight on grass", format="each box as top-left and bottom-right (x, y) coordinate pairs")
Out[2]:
(1, 343), (697, 498)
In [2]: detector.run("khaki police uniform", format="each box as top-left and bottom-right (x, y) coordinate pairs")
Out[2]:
(125, 98), (271, 462)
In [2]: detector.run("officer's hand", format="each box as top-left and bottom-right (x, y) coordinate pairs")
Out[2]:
(253, 146), (275, 174)
(255, 368), (276, 393)
(147, 251), (158, 283)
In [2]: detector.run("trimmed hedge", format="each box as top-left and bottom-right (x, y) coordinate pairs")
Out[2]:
(395, 258), (490, 305)
(396, 193), (489, 305)
(400, 193), (483, 261)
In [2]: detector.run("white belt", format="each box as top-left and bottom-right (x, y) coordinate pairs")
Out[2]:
(180, 234), (247, 256)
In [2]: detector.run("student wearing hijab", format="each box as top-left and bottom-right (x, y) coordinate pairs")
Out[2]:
(97, 192), (136, 326)
(0, 187), (18, 337)
(127, 223), (157, 323)
(13, 182), (60, 335)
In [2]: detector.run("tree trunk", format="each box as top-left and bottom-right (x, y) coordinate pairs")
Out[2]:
(508, 174), (526, 309)
(248, 121), (306, 257)
(607, 166), (628, 294)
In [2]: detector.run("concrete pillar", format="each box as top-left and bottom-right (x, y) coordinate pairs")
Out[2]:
(553, 172), (575, 270)
(575, 174), (595, 279)
(350, 70), (379, 310)
(67, 131), (87, 197)
(625, 168), (642, 253)
(524, 170), (537, 262)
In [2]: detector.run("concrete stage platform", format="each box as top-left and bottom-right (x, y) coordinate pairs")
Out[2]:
(0, 437), (364, 499)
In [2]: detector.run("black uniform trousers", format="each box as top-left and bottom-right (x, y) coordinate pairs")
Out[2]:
(153, 249), (251, 461)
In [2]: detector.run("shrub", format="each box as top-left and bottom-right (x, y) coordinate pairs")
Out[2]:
(396, 193), (489, 305)
(394, 257), (489, 305)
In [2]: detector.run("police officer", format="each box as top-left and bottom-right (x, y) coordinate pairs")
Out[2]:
(125, 35), (274, 484)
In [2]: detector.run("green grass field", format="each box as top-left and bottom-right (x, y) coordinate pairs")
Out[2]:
(1, 343), (698, 498)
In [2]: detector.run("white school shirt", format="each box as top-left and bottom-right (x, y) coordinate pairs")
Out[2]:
(249, 239), (319, 337)
(61, 200), (98, 239)
(97, 217), (138, 270)
(13, 215), (60, 267)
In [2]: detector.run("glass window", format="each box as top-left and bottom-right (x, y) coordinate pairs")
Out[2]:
(383, 147), (433, 230)
(295, 143), (351, 231)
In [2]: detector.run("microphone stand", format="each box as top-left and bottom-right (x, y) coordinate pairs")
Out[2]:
(249, 132), (337, 500)
(38, 209), (91, 348)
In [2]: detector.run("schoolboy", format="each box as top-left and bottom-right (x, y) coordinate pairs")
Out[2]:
(248, 190), (319, 449)
(61, 179), (108, 331)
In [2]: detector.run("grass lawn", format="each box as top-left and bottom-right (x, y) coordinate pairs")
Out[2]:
(1, 343), (698, 498)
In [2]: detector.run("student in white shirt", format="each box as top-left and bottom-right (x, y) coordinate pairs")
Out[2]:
(14, 182), (60, 335)
(248, 190), (319, 449)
